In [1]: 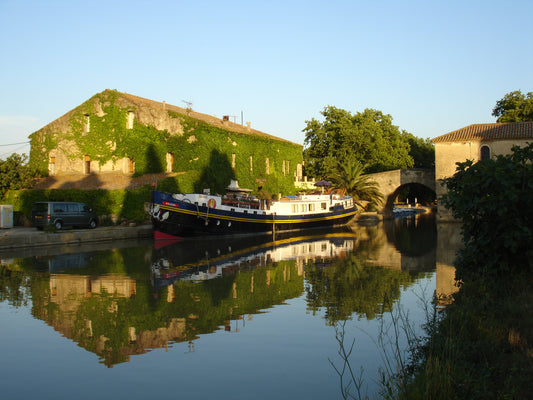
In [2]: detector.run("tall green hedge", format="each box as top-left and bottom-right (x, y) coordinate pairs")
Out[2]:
(4, 187), (152, 223)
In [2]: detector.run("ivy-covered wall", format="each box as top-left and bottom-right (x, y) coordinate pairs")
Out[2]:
(29, 90), (303, 198)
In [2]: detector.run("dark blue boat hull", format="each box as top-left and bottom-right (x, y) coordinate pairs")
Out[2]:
(151, 191), (358, 237)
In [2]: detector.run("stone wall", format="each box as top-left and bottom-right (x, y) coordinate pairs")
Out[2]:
(434, 139), (531, 221)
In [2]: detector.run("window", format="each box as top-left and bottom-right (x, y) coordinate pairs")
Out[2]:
(265, 157), (270, 175)
(282, 160), (286, 176)
(67, 204), (79, 212)
(53, 204), (65, 213)
(480, 145), (490, 161)
(123, 157), (134, 174)
(127, 111), (134, 129)
(166, 153), (174, 173)
(292, 204), (298, 213)
(84, 114), (90, 134)
(232, 153), (236, 168)
(49, 156), (56, 175)
(309, 203), (315, 211)
(84, 155), (91, 174)
(300, 204), (307, 212)
(250, 155), (253, 173)
(321, 202), (327, 210)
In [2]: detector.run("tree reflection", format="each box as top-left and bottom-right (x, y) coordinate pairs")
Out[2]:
(0, 219), (438, 367)
(305, 252), (424, 325)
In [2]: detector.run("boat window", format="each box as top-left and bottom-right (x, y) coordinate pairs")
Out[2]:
(231, 208), (235, 212)
(244, 210), (248, 214)
(309, 203), (315, 211)
(321, 202), (327, 210)
(300, 204), (307, 212)
(253, 211), (257, 214)
(202, 203), (206, 207)
(292, 204), (298, 213)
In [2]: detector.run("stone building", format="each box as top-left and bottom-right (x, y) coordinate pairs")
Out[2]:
(432, 121), (533, 220)
(29, 90), (303, 193)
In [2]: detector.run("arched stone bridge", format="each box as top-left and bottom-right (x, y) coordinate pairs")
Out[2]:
(365, 168), (435, 217)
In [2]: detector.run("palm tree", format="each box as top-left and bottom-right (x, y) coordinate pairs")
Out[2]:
(329, 157), (383, 208)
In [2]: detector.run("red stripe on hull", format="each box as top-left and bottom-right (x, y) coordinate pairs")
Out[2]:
(154, 230), (183, 241)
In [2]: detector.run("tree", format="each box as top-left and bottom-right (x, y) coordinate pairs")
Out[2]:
(442, 143), (533, 282)
(328, 156), (384, 208)
(492, 90), (533, 122)
(402, 133), (435, 169)
(303, 107), (413, 178)
(0, 153), (38, 198)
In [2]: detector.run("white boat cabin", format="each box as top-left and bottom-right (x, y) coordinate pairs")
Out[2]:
(169, 192), (354, 216)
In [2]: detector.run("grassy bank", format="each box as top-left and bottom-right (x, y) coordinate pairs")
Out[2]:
(404, 269), (533, 400)
(403, 144), (533, 399)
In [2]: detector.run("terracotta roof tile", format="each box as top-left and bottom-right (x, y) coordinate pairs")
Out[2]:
(431, 122), (533, 143)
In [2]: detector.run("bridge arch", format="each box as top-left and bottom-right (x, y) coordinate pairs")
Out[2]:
(364, 169), (436, 218)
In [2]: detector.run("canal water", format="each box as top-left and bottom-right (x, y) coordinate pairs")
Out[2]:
(0, 216), (461, 399)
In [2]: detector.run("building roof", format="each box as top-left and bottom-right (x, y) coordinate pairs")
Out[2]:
(117, 90), (301, 146)
(30, 89), (302, 148)
(431, 122), (533, 144)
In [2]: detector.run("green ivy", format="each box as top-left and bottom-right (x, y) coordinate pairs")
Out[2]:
(29, 90), (302, 196)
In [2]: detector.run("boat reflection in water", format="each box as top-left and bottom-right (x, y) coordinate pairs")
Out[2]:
(151, 229), (358, 290)
(1, 216), (446, 370)
(1, 214), (461, 399)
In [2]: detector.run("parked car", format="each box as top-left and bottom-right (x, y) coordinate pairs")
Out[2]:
(31, 201), (98, 230)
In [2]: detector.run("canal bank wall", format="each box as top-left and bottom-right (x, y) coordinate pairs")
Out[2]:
(0, 225), (153, 251)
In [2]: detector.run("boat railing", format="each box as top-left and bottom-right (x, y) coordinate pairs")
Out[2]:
(222, 199), (261, 210)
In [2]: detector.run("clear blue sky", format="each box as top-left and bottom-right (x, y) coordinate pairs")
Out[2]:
(1, 0), (532, 158)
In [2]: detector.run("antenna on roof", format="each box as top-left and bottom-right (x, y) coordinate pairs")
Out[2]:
(182, 100), (193, 115)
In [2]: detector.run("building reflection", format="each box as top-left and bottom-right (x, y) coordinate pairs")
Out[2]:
(435, 222), (463, 304)
(0, 216), (464, 367)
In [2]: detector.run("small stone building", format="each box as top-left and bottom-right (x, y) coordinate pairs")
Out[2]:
(29, 90), (303, 194)
(432, 121), (533, 220)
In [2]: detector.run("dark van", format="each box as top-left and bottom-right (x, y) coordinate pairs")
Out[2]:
(31, 202), (98, 230)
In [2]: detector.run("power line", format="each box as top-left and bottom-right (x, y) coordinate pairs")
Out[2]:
(0, 142), (31, 159)
(0, 141), (30, 147)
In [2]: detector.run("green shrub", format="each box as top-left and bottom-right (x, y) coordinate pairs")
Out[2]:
(442, 143), (533, 282)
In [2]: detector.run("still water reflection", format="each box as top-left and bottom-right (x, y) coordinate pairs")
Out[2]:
(0, 216), (461, 399)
